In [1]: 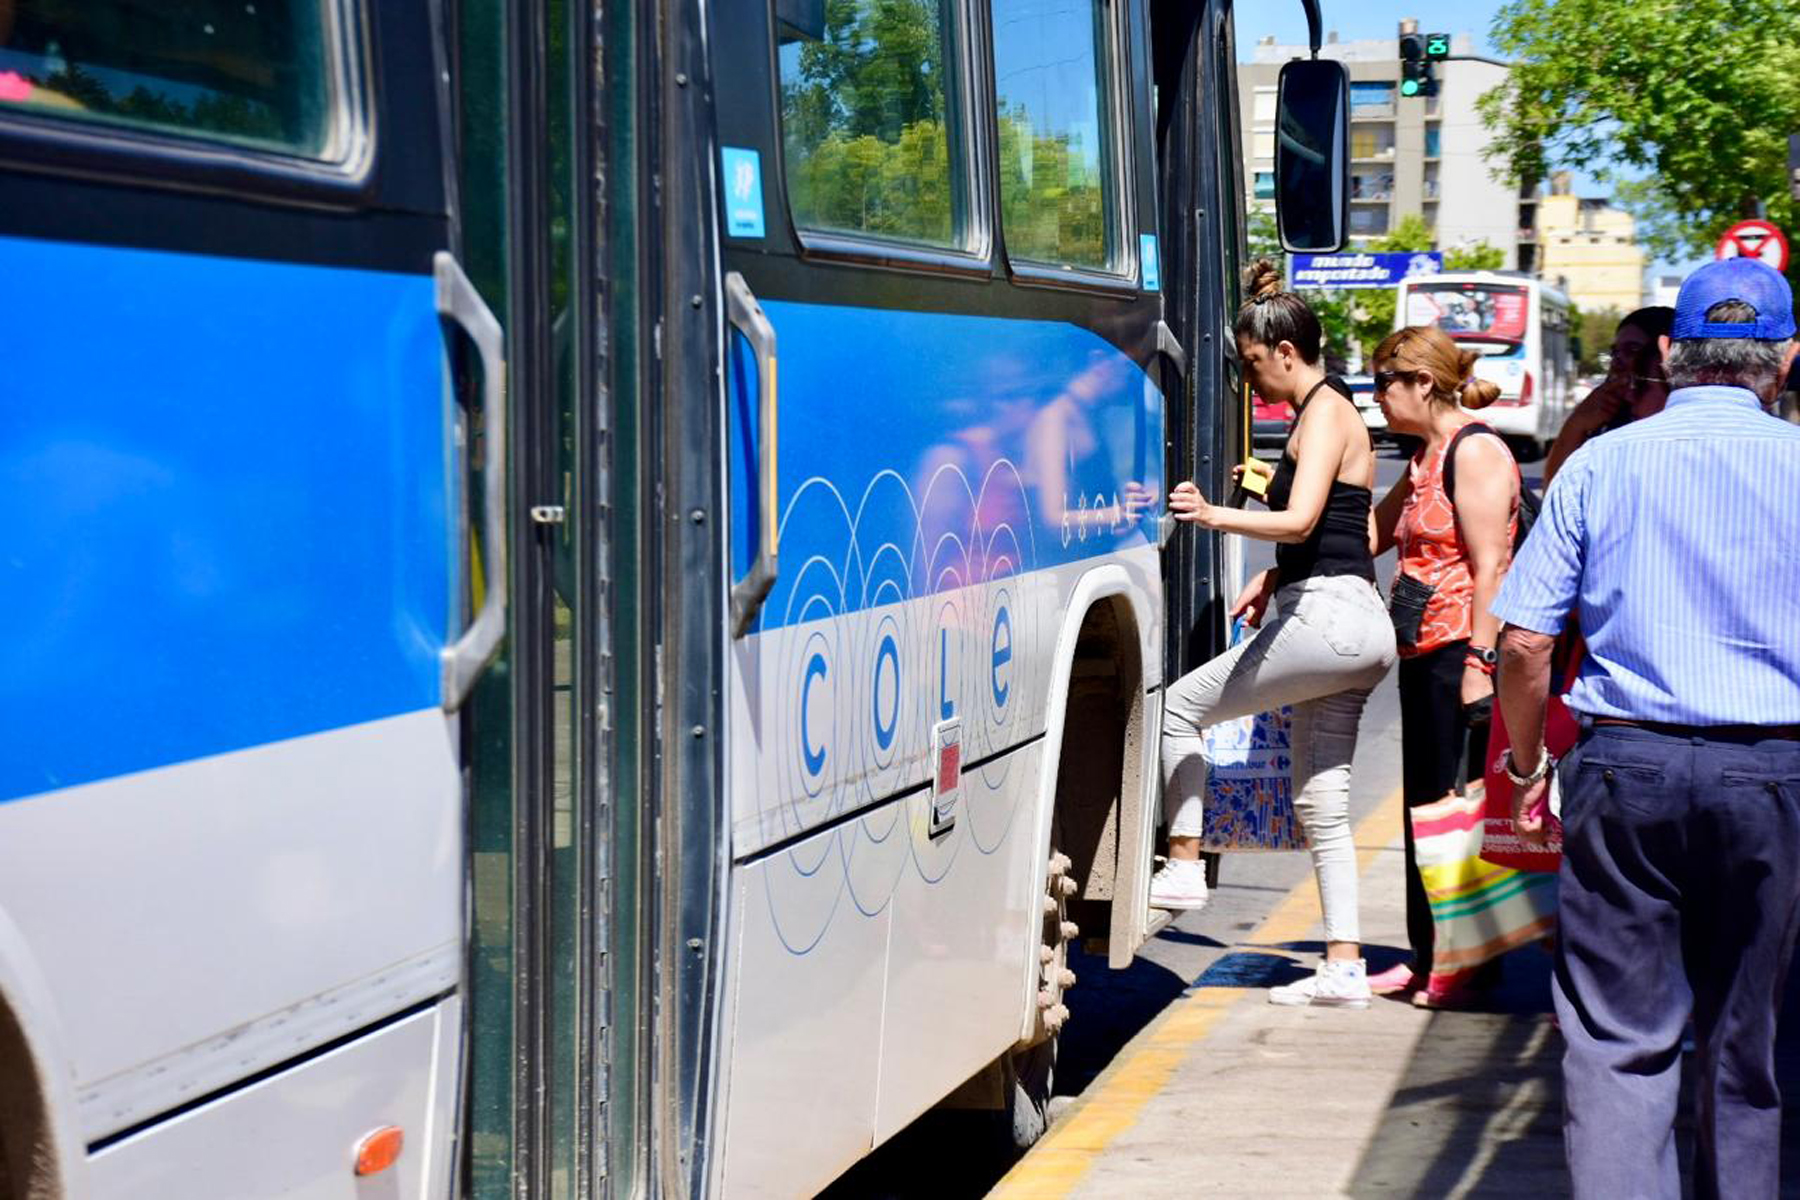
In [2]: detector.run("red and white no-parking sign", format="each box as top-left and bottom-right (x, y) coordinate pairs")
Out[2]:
(1715, 219), (1790, 272)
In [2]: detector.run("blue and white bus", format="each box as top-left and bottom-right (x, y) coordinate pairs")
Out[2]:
(0, 1), (1346, 1195)
(1398, 271), (1577, 459)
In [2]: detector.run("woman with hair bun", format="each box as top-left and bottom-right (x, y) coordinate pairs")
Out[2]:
(1368, 324), (1522, 1006)
(1155, 259), (1396, 1010)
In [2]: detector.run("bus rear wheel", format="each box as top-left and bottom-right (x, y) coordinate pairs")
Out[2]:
(1002, 843), (1079, 1148)
(1001, 1034), (1056, 1148)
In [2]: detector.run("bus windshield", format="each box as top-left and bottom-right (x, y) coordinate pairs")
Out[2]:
(1404, 281), (1530, 343)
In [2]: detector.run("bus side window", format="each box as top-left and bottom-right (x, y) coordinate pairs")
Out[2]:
(989, 0), (1124, 272)
(776, 0), (971, 250)
(0, 1), (349, 161)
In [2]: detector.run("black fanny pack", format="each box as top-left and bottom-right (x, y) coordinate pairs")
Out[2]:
(1388, 572), (1436, 649)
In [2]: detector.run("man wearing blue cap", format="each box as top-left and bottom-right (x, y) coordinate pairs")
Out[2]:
(1493, 257), (1800, 1199)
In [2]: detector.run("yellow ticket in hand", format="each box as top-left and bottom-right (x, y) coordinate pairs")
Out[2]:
(1238, 455), (1274, 498)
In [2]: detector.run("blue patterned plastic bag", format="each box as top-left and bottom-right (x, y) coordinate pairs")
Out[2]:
(1199, 703), (1306, 851)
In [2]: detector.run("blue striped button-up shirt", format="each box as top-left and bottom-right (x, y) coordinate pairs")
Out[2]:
(1492, 385), (1800, 724)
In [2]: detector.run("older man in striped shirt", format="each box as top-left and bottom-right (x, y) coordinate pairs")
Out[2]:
(1494, 257), (1800, 1200)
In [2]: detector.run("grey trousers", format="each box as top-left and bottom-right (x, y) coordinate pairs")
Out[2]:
(1162, 573), (1396, 944)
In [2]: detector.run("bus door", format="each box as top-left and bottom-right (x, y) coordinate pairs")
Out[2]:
(1151, 0), (1249, 681)
(450, 1), (658, 1196)
(0, 4), (473, 1194)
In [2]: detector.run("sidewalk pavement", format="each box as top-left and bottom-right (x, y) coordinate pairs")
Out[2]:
(990, 789), (1800, 1199)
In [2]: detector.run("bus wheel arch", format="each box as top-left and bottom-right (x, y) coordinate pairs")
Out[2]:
(1046, 591), (1151, 974)
(0, 914), (84, 1200)
(0, 995), (60, 1200)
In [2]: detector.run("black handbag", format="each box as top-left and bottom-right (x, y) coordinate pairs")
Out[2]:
(1388, 572), (1435, 649)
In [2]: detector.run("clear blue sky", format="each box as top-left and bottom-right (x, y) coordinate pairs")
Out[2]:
(1233, 0), (1505, 60)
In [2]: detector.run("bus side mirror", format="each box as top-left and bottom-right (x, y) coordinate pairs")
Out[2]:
(1274, 58), (1349, 252)
(776, 0), (825, 42)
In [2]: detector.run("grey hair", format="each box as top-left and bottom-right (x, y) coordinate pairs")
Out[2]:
(1665, 300), (1793, 398)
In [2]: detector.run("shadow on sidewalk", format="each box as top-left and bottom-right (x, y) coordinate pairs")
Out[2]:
(1344, 948), (1800, 1199)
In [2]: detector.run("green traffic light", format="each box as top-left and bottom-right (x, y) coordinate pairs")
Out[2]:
(1425, 33), (1450, 58)
(1401, 78), (1420, 96)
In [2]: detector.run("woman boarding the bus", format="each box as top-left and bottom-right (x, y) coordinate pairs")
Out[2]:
(1153, 261), (1397, 1009)
(1368, 325), (1519, 1007)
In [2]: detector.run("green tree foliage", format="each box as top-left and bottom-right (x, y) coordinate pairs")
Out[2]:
(996, 107), (1106, 268)
(782, 0), (1107, 263)
(1575, 306), (1628, 373)
(782, 0), (956, 243)
(1479, 0), (1800, 265)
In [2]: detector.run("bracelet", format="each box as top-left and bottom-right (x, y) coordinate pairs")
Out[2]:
(1463, 654), (1496, 676)
(1501, 747), (1553, 787)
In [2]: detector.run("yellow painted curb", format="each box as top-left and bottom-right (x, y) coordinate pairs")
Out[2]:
(988, 785), (1406, 1199)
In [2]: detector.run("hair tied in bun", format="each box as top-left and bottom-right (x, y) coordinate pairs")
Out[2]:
(1459, 373), (1501, 410)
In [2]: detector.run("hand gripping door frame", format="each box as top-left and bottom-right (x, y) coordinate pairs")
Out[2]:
(435, 250), (509, 709)
(727, 271), (779, 638)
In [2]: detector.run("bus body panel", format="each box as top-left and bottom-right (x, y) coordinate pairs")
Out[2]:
(86, 998), (461, 1199)
(715, 824), (890, 1199)
(0, 236), (453, 802)
(715, 738), (1050, 1198)
(0, 231), (462, 1144)
(875, 737), (1046, 1141)
(0, 711), (462, 1139)
(725, 300), (1165, 861)
(718, 291), (1168, 1188)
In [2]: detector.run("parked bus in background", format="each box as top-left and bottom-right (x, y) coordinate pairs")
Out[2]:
(0, 1), (1346, 1196)
(1398, 272), (1576, 460)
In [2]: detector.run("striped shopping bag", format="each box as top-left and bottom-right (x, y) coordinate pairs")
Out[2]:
(1411, 784), (1558, 996)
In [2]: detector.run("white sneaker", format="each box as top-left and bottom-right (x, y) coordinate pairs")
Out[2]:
(1148, 857), (1209, 911)
(1269, 959), (1371, 1008)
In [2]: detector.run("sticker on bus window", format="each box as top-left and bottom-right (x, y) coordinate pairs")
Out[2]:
(1141, 234), (1162, 292)
(721, 146), (766, 239)
(929, 717), (961, 838)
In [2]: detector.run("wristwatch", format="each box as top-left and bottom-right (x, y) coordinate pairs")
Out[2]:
(1501, 747), (1553, 787)
(1466, 645), (1498, 667)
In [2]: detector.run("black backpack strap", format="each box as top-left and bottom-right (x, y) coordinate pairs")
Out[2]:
(1442, 422), (1508, 506)
(1443, 421), (1536, 549)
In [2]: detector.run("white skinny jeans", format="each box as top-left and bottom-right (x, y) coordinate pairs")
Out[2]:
(1162, 573), (1396, 944)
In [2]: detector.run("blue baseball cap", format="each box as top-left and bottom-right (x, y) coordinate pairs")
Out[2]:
(1672, 258), (1796, 340)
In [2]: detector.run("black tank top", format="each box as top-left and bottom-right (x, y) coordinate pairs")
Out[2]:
(1265, 378), (1377, 585)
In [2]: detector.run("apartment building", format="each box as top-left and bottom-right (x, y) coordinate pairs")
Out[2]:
(1239, 29), (1531, 268)
(1536, 173), (1647, 313)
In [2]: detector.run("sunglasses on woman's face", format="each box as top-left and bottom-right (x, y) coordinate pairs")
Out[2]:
(1373, 369), (1423, 393)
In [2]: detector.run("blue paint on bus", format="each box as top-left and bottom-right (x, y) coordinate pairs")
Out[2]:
(0, 236), (451, 801)
(728, 300), (1164, 635)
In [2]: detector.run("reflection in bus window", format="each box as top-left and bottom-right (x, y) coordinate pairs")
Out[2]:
(778, 0), (963, 248)
(0, 1), (340, 158)
(990, 0), (1115, 270)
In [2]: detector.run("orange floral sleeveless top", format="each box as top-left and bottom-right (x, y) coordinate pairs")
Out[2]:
(1394, 425), (1517, 657)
